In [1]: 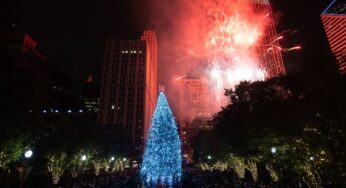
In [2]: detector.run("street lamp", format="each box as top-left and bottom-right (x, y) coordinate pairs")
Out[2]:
(24, 150), (33, 158)
(19, 149), (33, 188)
(309, 156), (314, 161)
(111, 156), (115, 161)
(81, 155), (87, 161)
(207, 155), (212, 160)
(271, 147), (277, 154)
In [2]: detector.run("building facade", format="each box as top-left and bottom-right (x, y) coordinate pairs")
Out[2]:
(141, 30), (158, 108)
(321, 0), (346, 74)
(178, 76), (211, 161)
(251, 0), (286, 78)
(97, 30), (157, 151)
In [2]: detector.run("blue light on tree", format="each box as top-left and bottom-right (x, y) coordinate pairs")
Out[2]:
(140, 91), (182, 187)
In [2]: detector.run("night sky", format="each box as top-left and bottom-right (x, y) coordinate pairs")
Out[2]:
(18, 0), (334, 95)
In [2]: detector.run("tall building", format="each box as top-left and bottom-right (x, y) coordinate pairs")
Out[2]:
(178, 76), (211, 161)
(141, 30), (158, 108)
(178, 76), (210, 122)
(81, 74), (100, 113)
(251, 0), (286, 78)
(321, 0), (346, 74)
(97, 30), (157, 151)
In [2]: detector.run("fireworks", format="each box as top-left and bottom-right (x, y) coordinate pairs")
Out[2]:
(199, 0), (269, 104)
(164, 0), (300, 112)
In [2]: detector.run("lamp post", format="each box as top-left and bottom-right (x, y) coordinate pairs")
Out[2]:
(19, 149), (33, 188)
(81, 155), (87, 161)
(80, 155), (86, 176)
(271, 147), (277, 155)
(270, 147), (281, 187)
(24, 150), (33, 158)
(310, 156), (322, 188)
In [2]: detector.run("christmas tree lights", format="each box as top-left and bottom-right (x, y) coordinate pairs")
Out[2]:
(140, 91), (182, 187)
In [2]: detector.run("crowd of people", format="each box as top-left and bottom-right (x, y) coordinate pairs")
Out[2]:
(181, 170), (309, 188)
(0, 168), (317, 188)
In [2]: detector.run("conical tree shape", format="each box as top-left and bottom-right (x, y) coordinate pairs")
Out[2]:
(140, 91), (182, 186)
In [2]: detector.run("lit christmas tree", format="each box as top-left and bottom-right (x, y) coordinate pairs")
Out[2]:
(140, 90), (182, 187)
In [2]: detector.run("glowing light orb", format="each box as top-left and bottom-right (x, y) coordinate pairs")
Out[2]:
(24, 150), (33, 158)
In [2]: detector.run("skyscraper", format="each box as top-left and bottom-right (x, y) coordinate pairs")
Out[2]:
(177, 76), (211, 161)
(141, 30), (158, 108)
(321, 0), (346, 74)
(251, 0), (286, 78)
(178, 76), (210, 122)
(97, 30), (157, 151)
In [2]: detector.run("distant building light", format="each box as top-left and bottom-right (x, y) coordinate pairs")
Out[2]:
(125, 51), (128, 53)
(79, 109), (83, 113)
(111, 105), (115, 110)
(310, 156), (314, 161)
(55, 110), (59, 113)
(139, 51), (142, 53)
(134, 51), (136, 53)
(68, 110), (72, 113)
(111, 156), (115, 161)
(122, 51), (124, 53)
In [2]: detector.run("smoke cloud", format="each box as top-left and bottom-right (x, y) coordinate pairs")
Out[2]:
(136, 0), (272, 115)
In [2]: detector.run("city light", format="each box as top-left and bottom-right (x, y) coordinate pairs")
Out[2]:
(24, 150), (33, 158)
(271, 147), (277, 154)
(81, 155), (87, 161)
(111, 156), (115, 161)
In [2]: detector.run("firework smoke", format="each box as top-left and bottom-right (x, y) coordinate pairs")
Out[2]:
(141, 0), (286, 114)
